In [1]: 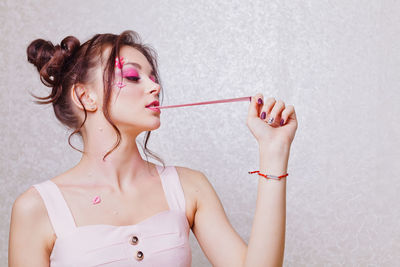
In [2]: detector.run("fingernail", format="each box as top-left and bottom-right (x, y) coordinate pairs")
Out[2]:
(280, 119), (284, 126)
(268, 117), (274, 124)
(260, 112), (266, 120)
(258, 98), (263, 105)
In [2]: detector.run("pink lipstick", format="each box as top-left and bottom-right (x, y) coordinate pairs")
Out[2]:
(146, 100), (161, 113)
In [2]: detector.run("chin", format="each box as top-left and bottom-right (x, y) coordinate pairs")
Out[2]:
(145, 119), (161, 131)
(119, 118), (161, 135)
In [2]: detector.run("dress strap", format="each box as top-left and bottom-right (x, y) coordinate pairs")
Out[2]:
(156, 165), (186, 213)
(32, 180), (76, 237)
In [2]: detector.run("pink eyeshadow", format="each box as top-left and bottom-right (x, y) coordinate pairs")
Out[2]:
(122, 68), (139, 77)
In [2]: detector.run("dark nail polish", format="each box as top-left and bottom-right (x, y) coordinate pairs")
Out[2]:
(280, 119), (284, 126)
(260, 112), (266, 120)
(258, 98), (263, 105)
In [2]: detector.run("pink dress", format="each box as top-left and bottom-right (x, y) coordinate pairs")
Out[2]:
(32, 165), (192, 267)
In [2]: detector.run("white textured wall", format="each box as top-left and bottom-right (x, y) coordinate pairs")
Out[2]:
(1, 0), (399, 266)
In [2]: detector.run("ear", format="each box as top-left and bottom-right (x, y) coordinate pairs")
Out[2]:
(71, 84), (98, 112)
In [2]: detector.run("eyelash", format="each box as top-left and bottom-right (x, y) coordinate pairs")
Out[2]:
(124, 75), (157, 83)
(125, 76), (141, 82)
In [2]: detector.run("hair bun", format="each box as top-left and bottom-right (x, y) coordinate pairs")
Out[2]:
(27, 39), (55, 73)
(59, 36), (80, 58)
(27, 36), (80, 87)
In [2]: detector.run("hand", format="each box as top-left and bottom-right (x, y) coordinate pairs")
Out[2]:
(246, 94), (298, 149)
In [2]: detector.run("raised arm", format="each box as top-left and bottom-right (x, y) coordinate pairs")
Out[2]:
(189, 94), (297, 267)
(243, 144), (290, 267)
(244, 94), (297, 266)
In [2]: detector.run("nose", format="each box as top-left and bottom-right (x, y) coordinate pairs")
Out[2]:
(148, 81), (161, 96)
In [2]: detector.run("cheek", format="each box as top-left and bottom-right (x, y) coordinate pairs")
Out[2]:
(112, 86), (144, 112)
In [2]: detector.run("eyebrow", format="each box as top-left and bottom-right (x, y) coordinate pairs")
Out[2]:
(124, 62), (155, 76)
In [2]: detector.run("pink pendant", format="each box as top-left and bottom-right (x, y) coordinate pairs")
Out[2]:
(92, 195), (101, 205)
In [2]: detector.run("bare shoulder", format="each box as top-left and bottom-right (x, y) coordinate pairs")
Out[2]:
(175, 165), (212, 190)
(174, 165), (221, 205)
(12, 185), (48, 224)
(174, 166), (218, 218)
(12, 185), (55, 242)
(9, 185), (54, 264)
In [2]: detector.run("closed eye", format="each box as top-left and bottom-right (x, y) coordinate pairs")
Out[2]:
(125, 76), (141, 82)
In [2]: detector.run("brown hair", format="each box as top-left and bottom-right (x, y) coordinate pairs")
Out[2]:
(27, 30), (165, 167)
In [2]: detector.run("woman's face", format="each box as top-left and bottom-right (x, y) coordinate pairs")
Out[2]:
(99, 46), (162, 135)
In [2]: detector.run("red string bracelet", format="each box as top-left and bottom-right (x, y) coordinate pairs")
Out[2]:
(248, 170), (289, 180)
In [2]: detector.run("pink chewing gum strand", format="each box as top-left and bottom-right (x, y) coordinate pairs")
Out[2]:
(156, 96), (252, 109)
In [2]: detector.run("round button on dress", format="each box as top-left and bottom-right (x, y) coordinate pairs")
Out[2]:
(130, 235), (139, 245)
(135, 250), (144, 261)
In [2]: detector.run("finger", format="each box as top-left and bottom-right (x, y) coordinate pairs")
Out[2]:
(259, 97), (276, 121)
(280, 105), (295, 125)
(248, 93), (264, 118)
(266, 99), (285, 125)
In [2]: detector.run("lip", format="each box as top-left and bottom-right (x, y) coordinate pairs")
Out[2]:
(146, 106), (161, 113)
(145, 100), (160, 108)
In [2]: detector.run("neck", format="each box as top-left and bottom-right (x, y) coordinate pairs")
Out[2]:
(73, 126), (155, 193)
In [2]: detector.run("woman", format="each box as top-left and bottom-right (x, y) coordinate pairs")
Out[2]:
(9, 30), (297, 266)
